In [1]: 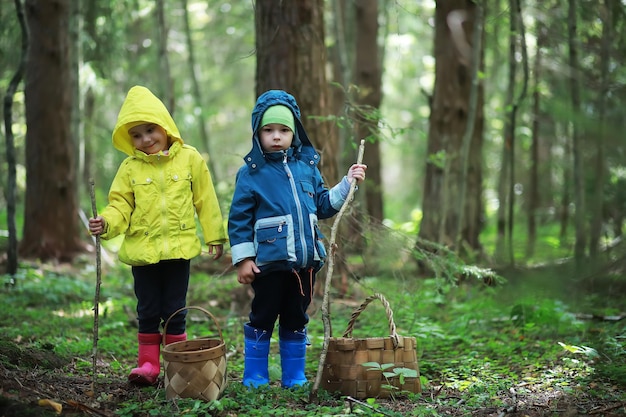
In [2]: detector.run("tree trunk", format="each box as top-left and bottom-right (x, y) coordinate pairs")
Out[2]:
(329, 0), (353, 169)
(155, 0), (174, 112)
(21, 0), (83, 262)
(3, 0), (28, 275)
(526, 23), (545, 258)
(588, 0), (611, 258)
(418, 0), (483, 254)
(255, 0), (338, 185)
(559, 128), (572, 242)
(327, 0), (368, 297)
(508, 0), (529, 264)
(452, 4), (485, 255)
(69, 0), (83, 202)
(354, 0), (383, 223)
(181, 0), (217, 182)
(494, 0), (528, 265)
(568, 0), (586, 261)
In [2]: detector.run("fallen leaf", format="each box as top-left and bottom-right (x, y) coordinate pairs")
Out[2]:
(38, 398), (62, 414)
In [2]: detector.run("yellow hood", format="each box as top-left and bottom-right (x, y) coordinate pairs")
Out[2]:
(112, 86), (183, 156)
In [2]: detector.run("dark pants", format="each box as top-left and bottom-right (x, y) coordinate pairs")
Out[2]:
(132, 259), (190, 334)
(249, 268), (314, 332)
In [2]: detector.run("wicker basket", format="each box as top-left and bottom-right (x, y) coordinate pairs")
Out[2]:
(320, 293), (421, 399)
(162, 306), (227, 401)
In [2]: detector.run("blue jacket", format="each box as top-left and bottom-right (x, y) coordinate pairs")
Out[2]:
(228, 90), (351, 274)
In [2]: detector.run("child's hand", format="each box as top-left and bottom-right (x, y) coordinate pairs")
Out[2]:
(89, 216), (106, 235)
(208, 244), (223, 260)
(347, 164), (367, 184)
(236, 259), (260, 284)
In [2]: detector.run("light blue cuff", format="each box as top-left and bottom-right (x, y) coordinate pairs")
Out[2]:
(230, 242), (256, 265)
(329, 176), (352, 210)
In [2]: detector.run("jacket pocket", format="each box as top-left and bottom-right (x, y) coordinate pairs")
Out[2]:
(177, 217), (201, 259)
(168, 170), (194, 218)
(299, 180), (316, 212)
(130, 176), (157, 221)
(255, 220), (289, 265)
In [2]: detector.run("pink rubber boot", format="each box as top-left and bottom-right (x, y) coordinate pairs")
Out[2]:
(128, 333), (162, 385)
(165, 333), (187, 346)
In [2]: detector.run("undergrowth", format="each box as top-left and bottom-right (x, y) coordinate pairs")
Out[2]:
(1, 225), (626, 416)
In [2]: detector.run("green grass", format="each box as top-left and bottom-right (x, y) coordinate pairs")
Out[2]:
(2, 261), (625, 416)
(1, 218), (626, 416)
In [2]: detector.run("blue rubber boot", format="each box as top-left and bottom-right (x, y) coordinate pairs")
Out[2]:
(279, 327), (308, 388)
(243, 323), (272, 388)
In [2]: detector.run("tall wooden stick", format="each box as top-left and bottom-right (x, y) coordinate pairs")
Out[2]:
(89, 178), (102, 391)
(311, 139), (365, 399)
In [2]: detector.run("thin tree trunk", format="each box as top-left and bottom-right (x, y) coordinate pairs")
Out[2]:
(568, 0), (586, 261)
(156, 0), (174, 111)
(181, 0), (217, 182)
(559, 128), (572, 242)
(494, 0), (516, 263)
(70, 0), (84, 202)
(2, 0), (28, 275)
(507, 0), (529, 263)
(588, 0), (611, 258)
(354, 0), (383, 223)
(328, 0), (358, 297)
(526, 23), (545, 258)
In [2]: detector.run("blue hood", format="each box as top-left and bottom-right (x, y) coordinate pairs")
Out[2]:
(245, 90), (319, 172)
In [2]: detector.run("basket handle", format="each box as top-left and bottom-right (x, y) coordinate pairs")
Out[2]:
(162, 306), (224, 345)
(342, 293), (400, 348)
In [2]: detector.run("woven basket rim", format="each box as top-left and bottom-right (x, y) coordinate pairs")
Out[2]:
(162, 338), (225, 362)
(162, 337), (224, 353)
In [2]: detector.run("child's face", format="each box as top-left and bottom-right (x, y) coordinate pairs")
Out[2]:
(259, 123), (294, 153)
(128, 123), (169, 154)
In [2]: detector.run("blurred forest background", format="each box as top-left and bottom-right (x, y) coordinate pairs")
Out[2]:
(1, 0), (626, 285)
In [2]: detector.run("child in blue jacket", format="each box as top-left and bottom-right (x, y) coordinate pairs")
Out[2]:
(228, 90), (366, 388)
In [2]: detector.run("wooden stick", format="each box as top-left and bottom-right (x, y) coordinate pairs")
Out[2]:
(89, 178), (102, 391)
(345, 396), (395, 416)
(311, 139), (365, 399)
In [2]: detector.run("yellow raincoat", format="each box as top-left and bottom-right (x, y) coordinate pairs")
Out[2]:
(100, 86), (227, 266)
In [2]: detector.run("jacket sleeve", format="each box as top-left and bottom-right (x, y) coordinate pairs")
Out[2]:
(227, 169), (257, 265)
(314, 168), (344, 219)
(190, 150), (227, 245)
(99, 159), (135, 240)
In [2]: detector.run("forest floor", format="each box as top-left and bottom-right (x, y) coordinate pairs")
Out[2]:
(1, 323), (625, 417)
(1, 251), (626, 416)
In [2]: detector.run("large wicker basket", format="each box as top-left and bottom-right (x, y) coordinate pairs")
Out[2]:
(320, 293), (421, 399)
(162, 306), (227, 401)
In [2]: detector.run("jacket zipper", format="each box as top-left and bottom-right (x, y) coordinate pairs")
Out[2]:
(158, 155), (169, 255)
(283, 152), (308, 267)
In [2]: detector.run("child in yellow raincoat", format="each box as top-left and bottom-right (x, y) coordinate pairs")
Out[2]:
(89, 85), (227, 385)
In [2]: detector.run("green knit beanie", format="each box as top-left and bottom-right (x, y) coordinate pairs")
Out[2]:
(261, 105), (295, 132)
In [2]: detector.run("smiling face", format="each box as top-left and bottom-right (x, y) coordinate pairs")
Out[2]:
(128, 123), (169, 154)
(259, 123), (294, 153)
